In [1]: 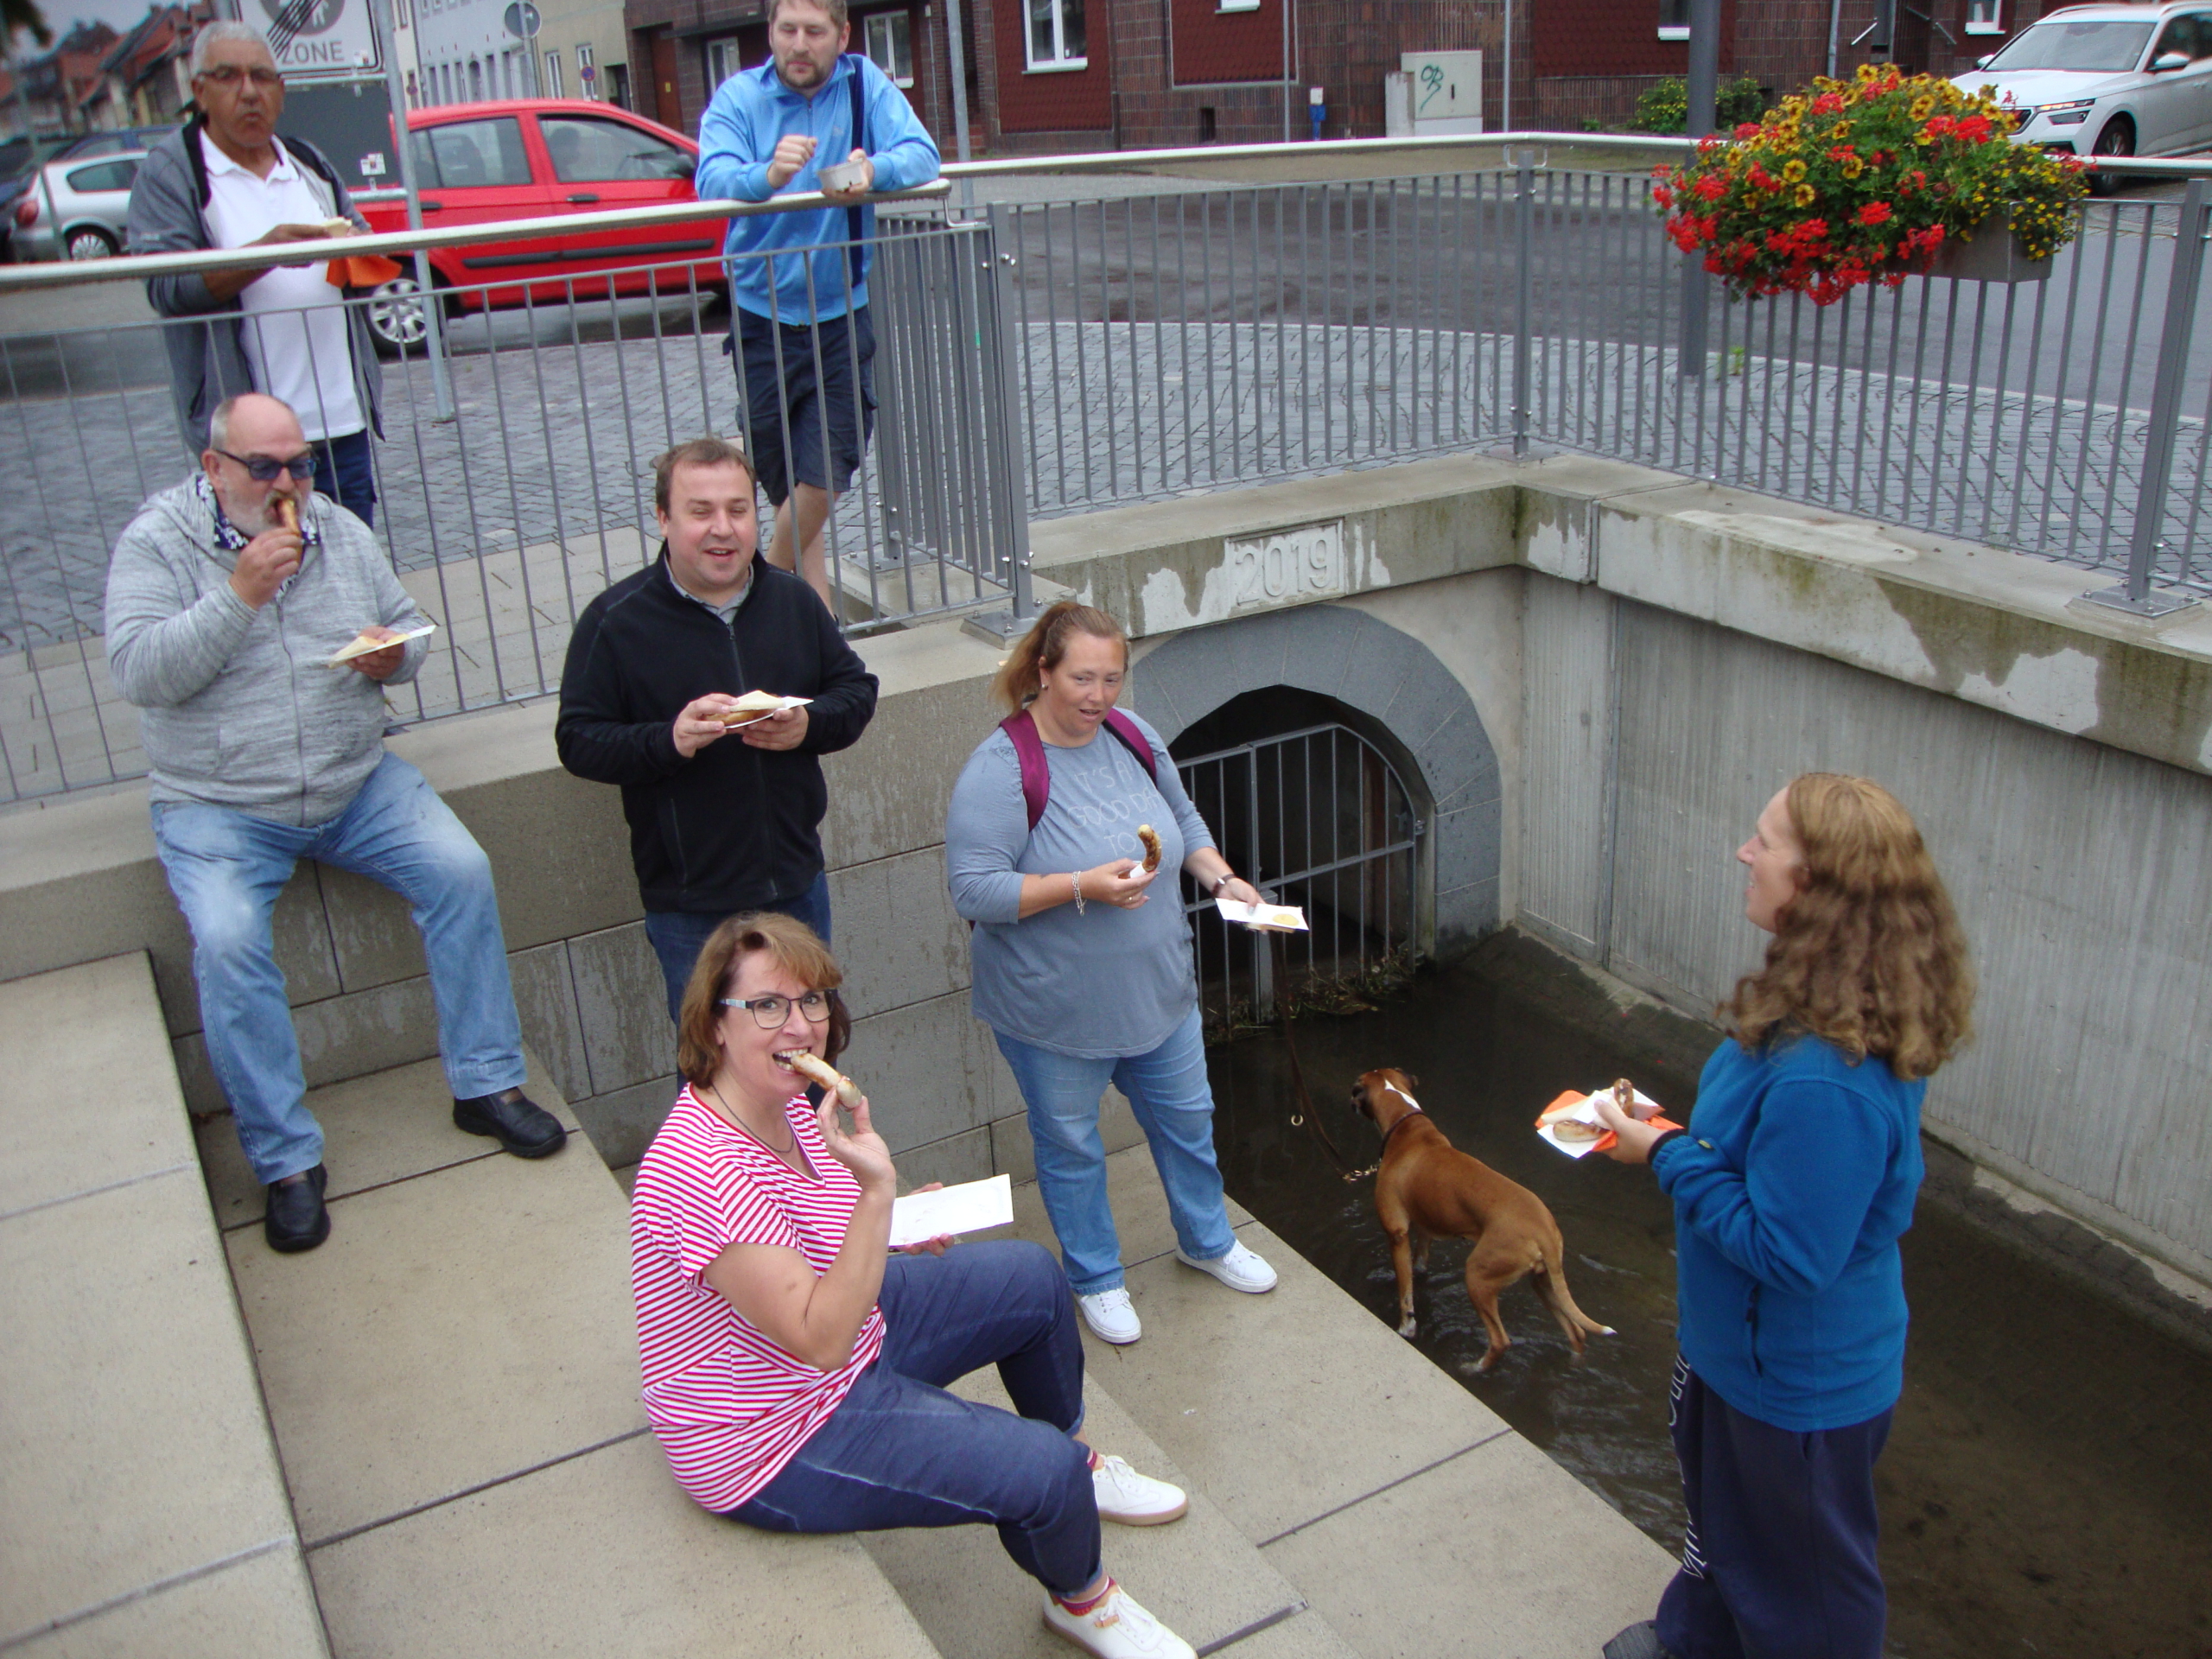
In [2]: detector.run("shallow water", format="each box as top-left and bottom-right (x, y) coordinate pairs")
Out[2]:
(1203, 942), (2212, 1659)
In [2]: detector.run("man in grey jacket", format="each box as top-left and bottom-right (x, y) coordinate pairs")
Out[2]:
(106, 392), (562, 1255)
(125, 21), (384, 524)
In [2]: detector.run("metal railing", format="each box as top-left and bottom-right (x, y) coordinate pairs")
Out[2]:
(3, 135), (2207, 804)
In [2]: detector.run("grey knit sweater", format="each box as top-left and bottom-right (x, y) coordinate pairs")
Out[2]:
(105, 479), (429, 826)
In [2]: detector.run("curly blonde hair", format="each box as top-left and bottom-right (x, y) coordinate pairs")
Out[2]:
(1724, 773), (1974, 1081)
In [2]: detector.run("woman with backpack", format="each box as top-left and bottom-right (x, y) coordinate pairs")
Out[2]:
(946, 601), (1277, 1345)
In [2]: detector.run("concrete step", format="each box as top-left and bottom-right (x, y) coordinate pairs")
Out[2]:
(0, 954), (327, 1657)
(956, 1146), (1681, 1659)
(203, 1052), (939, 1659)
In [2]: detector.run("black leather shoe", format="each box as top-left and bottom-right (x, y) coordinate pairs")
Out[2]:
(265, 1164), (331, 1254)
(453, 1088), (566, 1158)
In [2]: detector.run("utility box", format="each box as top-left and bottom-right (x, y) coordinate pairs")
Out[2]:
(1383, 71), (1414, 137)
(1399, 50), (1484, 135)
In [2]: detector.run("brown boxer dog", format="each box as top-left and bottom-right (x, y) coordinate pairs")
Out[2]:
(1351, 1066), (1613, 1370)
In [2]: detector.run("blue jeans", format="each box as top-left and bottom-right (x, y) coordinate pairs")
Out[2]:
(151, 753), (525, 1185)
(311, 427), (377, 528)
(643, 871), (832, 1020)
(993, 1007), (1236, 1295)
(730, 1239), (1099, 1596)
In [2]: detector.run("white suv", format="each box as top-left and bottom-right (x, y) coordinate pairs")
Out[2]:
(1954, 2), (2212, 183)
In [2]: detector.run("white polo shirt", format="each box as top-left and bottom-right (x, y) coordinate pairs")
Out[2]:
(200, 131), (365, 442)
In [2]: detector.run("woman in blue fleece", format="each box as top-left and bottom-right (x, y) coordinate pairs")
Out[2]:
(1594, 774), (1974, 1659)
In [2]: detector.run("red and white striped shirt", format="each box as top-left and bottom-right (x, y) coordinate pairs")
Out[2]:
(629, 1086), (886, 1513)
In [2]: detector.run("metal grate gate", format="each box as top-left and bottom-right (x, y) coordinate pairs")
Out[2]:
(1175, 721), (1426, 1038)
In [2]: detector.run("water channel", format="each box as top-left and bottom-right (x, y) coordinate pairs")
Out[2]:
(1203, 931), (2212, 1659)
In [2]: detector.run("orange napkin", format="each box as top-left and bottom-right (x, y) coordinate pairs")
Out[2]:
(327, 252), (405, 289)
(1534, 1088), (1684, 1156)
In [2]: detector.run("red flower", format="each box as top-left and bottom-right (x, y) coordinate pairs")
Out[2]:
(1923, 115), (1955, 138)
(1654, 185), (1676, 208)
(1813, 92), (1846, 115)
(1858, 201), (1893, 226)
(1955, 114), (1993, 143)
(1735, 121), (1762, 139)
(1694, 175), (1726, 201)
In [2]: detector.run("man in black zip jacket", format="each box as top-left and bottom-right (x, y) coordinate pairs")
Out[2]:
(556, 436), (878, 1018)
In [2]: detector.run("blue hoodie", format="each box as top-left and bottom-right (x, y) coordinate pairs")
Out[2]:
(696, 54), (940, 324)
(1652, 1033), (1925, 1432)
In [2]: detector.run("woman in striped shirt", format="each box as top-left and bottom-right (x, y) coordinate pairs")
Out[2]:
(629, 911), (1203, 1659)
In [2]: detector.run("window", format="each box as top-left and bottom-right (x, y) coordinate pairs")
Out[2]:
(1965, 0), (2003, 35)
(542, 114), (692, 181)
(2152, 14), (2209, 60)
(1658, 0), (1688, 41)
(545, 50), (564, 96)
(1217, 0), (1260, 13)
(407, 118), (532, 189)
(65, 158), (137, 193)
(706, 36), (743, 87)
(576, 41), (595, 99)
(863, 11), (913, 86)
(1027, 0), (1085, 68)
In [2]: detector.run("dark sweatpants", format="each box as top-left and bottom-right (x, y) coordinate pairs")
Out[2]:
(1656, 1357), (1893, 1659)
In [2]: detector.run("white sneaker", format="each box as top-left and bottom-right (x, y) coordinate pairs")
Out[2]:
(1090, 1452), (1188, 1525)
(1173, 1240), (1277, 1294)
(1044, 1582), (1196, 1659)
(1077, 1287), (1141, 1344)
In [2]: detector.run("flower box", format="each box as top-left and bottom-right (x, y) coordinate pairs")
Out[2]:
(1925, 207), (2052, 283)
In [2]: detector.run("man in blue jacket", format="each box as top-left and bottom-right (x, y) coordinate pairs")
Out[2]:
(696, 0), (940, 610)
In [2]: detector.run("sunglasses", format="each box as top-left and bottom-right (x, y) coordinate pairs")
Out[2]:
(717, 990), (834, 1029)
(214, 448), (319, 483)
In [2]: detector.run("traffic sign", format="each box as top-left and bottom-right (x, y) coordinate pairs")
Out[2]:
(503, 2), (541, 39)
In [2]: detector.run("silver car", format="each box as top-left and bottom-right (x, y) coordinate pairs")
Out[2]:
(1955, 1), (2212, 184)
(10, 150), (146, 262)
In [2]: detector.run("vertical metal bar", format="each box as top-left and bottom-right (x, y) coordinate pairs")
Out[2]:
(1512, 150), (1534, 459)
(2118, 179), (2209, 604)
(986, 203), (1038, 620)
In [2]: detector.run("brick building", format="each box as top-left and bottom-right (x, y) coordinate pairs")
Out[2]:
(620, 0), (2072, 155)
(622, 0), (963, 151)
(968, 0), (2079, 152)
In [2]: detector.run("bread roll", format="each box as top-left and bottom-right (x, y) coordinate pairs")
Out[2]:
(778, 1048), (859, 1108)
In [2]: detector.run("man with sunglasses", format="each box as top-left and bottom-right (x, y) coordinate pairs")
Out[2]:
(105, 391), (563, 1255)
(126, 21), (384, 524)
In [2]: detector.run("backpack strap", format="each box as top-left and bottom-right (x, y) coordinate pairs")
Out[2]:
(999, 707), (1158, 833)
(842, 53), (868, 296)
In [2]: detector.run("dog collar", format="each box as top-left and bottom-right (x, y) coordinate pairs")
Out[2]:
(1378, 1109), (1424, 1151)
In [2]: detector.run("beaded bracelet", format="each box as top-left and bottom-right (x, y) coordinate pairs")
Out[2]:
(1071, 870), (1085, 916)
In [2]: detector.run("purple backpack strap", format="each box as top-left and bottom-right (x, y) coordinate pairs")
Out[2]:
(1000, 710), (1052, 831)
(1001, 708), (1159, 832)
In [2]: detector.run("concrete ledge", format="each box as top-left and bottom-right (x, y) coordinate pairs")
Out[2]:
(0, 956), (326, 1657)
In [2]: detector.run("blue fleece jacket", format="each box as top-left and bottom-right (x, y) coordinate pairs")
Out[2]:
(1651, 1033), (1925, 1432)
(695, 54), (940, 324)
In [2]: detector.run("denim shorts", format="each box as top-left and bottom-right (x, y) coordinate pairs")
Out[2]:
(730, 304), (876, 504)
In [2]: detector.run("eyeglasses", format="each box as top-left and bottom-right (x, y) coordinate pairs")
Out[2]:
(213, 448), (318, 483)
(197, 65), (283, 88)
(718, 990), (833, 1028)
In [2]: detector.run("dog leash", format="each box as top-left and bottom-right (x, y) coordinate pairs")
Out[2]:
(1268, 930), (1370, 1181)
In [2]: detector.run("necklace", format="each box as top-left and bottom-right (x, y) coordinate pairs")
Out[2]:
(702, 1078), (800, 1160)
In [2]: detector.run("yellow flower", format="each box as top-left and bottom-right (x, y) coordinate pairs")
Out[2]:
(1833, 119), (1853, 137)
(1794, 183), (1816, 207)
(1783, 159), (1808, 182)
(1842, 156), (1864, 180)
(1910, 94), (1936, 120)
(1856, 63), (1881, 82)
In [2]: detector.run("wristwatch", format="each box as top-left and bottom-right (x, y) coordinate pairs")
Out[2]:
(1209, 870), (1236, 895)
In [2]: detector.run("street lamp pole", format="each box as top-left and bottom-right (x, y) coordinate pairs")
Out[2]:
(370, 0), (454, 419)
(1677, 0), (1719, 378)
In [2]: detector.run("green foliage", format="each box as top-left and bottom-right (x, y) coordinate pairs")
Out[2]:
(4, 0), (52, 48)
(1633, 75), (1768, 134)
